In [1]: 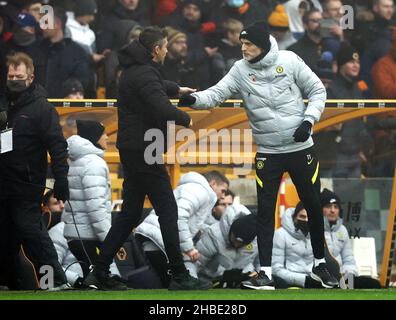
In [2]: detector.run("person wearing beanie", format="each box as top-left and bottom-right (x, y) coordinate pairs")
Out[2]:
(192, 204), (259, 287)
(62, 78), (84, 99)
(62, 120), (113, 278)
(66, 0), (98, 56)
(179, 18), (335, 290)
(327, 42), (372, 178)
(268, 4), (296, 50)
(9, 12), (38, 50)
(320, 188), (382, 289)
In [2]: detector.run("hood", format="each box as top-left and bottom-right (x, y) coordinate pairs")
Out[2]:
(67, 135), (104, 161)
(118, 39), (152, 68)
(177, 172), (217, 199)
(324, 216), (343, 232)
(245, 35), (279, 70)
(114, 20), (141, 50)
(219, 203), (251, 243)
(281, 207), (309, 240)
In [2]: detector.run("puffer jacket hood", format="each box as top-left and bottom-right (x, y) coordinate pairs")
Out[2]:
(114, 20), (141, 50)
(118, 39), (152, 68)
(282, 207), (310, 240)
(177, 172), (215, 199)
(67, 135), (104, 161)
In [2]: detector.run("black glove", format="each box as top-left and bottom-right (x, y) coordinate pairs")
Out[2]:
(304, 275), (323, 288)
(178, 94), (196, 107)
(53, 178), (70, 202)
(219, 269), (250, 288)
(293, 121), (312, 142)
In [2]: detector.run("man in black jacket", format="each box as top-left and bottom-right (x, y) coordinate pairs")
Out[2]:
(0, 52), (70, 290)
(85, 26), (211, 291)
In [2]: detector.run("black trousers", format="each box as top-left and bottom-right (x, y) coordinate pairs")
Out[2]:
(0, 199), (67, 287)
(95, 150), (186, 275)
(255, 146), (325, 266)
(68, 240), (102, 277)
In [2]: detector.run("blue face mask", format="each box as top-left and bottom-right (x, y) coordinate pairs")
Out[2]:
(227, 0), (245, 8)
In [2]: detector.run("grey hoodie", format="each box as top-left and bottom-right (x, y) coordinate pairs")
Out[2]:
(272, 208), (313, 287)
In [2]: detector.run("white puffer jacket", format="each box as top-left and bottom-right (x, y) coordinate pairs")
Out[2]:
(63, 135), (112, 242)
(135, 172), (218, 254)
(324, 218), (358, 276)
(191, 36), (326, 154)
(195, 204), (258, 279)
(272, 208), (314, 287)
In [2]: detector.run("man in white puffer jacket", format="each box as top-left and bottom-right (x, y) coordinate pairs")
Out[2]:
(195, 204), (258, 287)
(62, 120), (113, 278)
(179, 21), (338, 289)
(135, 171), (229, 282)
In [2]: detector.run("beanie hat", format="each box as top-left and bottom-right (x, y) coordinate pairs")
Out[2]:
(16, 13), (37, 28)
(292, 201), (305, 219)
(76, 120), (105, 146)
(165, 27), (187, 47)
(268, 5), (289, 31)
(336, 42), (359, 67)
(320, 188), (341, 207)
(229, 214), (257, 244)
(239, 21), (271, 53)
(74, 0), (97, 17)
(62, 78), (84, 98)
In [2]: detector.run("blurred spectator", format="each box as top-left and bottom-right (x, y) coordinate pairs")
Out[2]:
(98, 0), (150, 52)
(62, 120), (111, 277)
(104, 20), (142, 98)
(154, 0), (178, 24)
(27, 7), (91, 98)
(283, 0), (311, 39)
(321, 0), (343, 56)
(328, 43), (372, 178)
(8, 13), (38, 53)
(372, 27), (396, 98)
(66, 0), (98, 56)
(22, 1), (43, 23)
(61, 78), (84, 99)
(288, 8), (323, 71)
(162, 27), (210, 90)
(213, 0), (277, 28)
(359, 0), (395, 97)
(268, 4), (296, 50)
(196, 205), (258, 288)
(217, 18), (244, 72)
(271, 203), (321, 288)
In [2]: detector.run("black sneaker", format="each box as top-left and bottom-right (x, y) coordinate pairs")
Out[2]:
(168, 271), (212, 291)
(240, 271), (275, 290)
(311, 263), (339, 288)
(84, 270), (128, 291)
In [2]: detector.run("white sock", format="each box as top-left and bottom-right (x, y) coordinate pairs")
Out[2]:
(260, 266), (272, 280)
(314, 258), (325, 266)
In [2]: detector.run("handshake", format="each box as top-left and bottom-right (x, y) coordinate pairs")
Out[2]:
(178, 94), (196, 107)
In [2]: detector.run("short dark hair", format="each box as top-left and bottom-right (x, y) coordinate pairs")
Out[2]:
(203, 170), (230, 186)
(42, 190), (54, 207)
(139, 26), (167, 52)
(302, 8), (321, 24)
(225, 189), (235, 199)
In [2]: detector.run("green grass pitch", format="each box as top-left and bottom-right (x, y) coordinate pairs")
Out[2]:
(1, 289), (396, 300)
